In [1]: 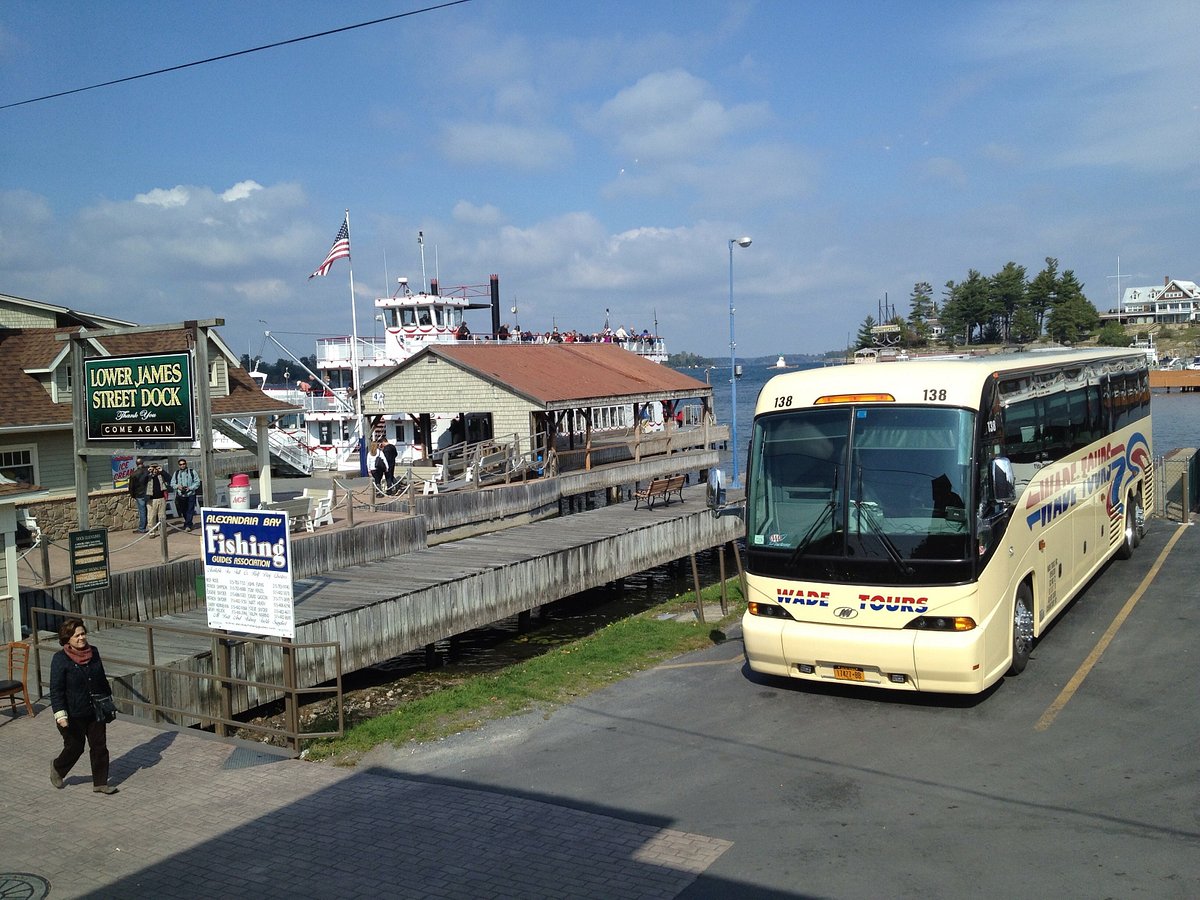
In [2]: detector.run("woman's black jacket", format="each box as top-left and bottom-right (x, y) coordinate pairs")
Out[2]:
(50, 648), (111, 720)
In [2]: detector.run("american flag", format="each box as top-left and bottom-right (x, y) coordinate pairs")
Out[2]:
(308, 216), (351, 278)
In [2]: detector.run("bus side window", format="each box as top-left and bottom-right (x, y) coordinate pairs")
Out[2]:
(1001, 397), (1041, 464)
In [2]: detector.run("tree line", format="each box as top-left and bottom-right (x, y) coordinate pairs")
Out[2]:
(857, 257), (1106, 350)
(238, 354), (319, 384)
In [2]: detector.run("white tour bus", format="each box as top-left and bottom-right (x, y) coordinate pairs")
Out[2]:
(733, 349), (1152, 694)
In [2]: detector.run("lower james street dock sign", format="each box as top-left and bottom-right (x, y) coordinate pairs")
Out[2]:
(84, 351), (194, 441)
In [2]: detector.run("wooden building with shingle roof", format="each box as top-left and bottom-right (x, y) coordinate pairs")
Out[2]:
(0, 294), (294, 493)
(363, 343), (716, 469)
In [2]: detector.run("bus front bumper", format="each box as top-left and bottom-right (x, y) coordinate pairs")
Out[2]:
(742, 612), (992, 694)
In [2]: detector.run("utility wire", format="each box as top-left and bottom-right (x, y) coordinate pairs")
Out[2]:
(1, 0), (473, 111)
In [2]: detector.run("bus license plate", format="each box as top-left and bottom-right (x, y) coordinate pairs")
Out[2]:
(833, 665), (865, 682)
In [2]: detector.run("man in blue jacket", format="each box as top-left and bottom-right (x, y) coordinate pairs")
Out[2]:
(171, 457), (201, 531)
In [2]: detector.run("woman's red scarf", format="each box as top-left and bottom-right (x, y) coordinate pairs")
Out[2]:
(64, 644), (93, 665)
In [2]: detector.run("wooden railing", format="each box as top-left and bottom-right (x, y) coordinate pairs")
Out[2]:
(29, 607), (344, 757)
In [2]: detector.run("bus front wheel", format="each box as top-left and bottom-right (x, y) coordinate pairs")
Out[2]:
(1007, 584), (1033, 676)
(1115, 495), (1141, 560)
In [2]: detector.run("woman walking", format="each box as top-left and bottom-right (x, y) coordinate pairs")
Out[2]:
(49, 619), (118, 794)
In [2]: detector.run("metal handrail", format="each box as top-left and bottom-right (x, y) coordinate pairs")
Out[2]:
(29, 607), (343, 756)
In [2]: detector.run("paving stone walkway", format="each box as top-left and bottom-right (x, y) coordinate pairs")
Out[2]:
(0, 711), (730, 899)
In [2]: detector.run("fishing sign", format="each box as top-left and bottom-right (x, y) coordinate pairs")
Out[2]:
(201, 508), (294, 639)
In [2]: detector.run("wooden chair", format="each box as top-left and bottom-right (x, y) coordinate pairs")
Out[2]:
(0, 642), (35, 718)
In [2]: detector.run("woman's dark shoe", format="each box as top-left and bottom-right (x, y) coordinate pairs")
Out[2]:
(93, 785), (119, 795)
(51, 767), (64, 789)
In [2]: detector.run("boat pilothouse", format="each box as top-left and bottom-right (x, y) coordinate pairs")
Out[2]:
(373, 275), (497, 362)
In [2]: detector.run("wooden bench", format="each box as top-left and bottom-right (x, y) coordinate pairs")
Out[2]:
(259, 497), (313, 531)
(301, 488), (334, 529)
(634, 474), (686, 510)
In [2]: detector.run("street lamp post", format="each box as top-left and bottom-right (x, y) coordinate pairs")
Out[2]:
(728, 236), (752, 488)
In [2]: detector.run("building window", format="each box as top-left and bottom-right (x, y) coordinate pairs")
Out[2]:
(0, 446), (36, 485)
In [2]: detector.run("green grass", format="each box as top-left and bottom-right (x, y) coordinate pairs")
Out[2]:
(305, 579), (745, 762)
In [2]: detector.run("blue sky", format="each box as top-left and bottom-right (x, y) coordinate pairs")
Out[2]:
(2, 1), (1197, 361)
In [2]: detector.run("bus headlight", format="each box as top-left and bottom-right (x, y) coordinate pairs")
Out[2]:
(904, 616), (977, 632)
(747, 601), (797, 620)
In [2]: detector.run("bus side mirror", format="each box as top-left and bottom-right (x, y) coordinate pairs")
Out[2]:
(991, 457), (1016, 505)
(707, 468), (743, 519)
(706, 469), (726, 510)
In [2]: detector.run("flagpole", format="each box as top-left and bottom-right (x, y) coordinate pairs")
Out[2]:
(346, 209), (367, 477)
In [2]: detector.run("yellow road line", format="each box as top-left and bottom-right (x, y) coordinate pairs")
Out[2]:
(1035, 525), (1188, 731)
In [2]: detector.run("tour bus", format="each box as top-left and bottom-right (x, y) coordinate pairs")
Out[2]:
(732, 349), (1152, 694)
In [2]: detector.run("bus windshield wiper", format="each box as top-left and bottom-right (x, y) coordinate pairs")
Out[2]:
(855, 466), (913, 576)
(788, 498), (836, 566)
(787, 467), (839, 566)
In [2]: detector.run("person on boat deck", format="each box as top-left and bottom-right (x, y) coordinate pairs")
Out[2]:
(497, 323), (510, 341)
(455, 322), (471, 340)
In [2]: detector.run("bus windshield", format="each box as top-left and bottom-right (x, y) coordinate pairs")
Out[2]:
(746, 405), (975, 586)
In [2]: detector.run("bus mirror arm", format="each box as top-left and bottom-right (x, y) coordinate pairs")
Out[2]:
(992, 457), (1016, 505)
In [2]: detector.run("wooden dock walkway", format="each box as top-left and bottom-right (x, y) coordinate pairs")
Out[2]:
(31, 482), (743, 723)
(1150, 368), (1200, 391)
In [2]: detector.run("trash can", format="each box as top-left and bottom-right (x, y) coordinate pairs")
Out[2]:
(229, 473), (251, 510)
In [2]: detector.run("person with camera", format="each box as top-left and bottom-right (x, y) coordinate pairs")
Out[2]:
(50, 619), (118, 794)
(171, 457), (200, 531)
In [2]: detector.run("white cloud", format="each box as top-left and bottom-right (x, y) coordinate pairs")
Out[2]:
(440, 122), (573, 169)
(452, 201), (505, 227)
(2, 181), (315, 331)
(960, 1), (1200, 172)
(592, 69), (768, 163)
(221, 181), (263, 203)
(135, 186), (191, 208)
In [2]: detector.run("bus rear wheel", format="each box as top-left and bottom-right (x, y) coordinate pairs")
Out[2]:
(1007, 584), (1033, 676)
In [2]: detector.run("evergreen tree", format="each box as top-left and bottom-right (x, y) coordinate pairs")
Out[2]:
(907, 282), (935, 346)
(1096, 322), (1128, 347)
(940, 280), (966, 344)
(856, 315), (878, 349)
(1010, 302), (1040, 344)
(989, 261), (1027, 342)
(1046, 270), (1099, 344)
(1027, 257), (1059, 333)
(955, 270), (991, 343)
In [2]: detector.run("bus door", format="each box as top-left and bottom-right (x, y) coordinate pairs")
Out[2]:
(1001, 384), (1073, 621)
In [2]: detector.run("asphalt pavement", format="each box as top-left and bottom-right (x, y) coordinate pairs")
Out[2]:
(4, 515), (1198, 898)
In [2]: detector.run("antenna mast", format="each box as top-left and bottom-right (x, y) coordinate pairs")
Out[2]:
(418, 231), (427, 292)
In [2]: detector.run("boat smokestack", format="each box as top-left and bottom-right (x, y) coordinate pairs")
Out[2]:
(491, 274), (501, 336)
